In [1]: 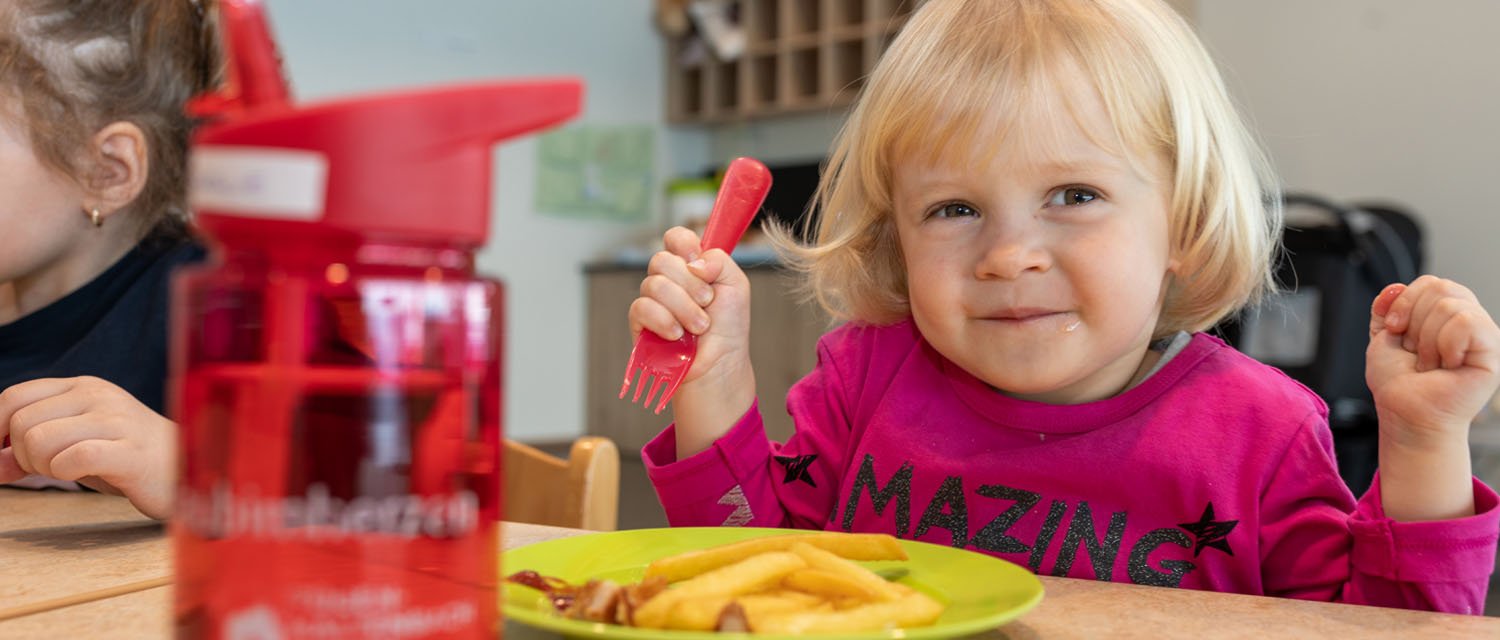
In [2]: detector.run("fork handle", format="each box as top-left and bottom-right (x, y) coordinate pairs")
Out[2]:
(700, 157), (773, 252)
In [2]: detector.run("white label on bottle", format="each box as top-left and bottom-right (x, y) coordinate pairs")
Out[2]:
(223, 590), (478, 639)
(177, 482), (481, 541)
(189, 146), (329, 220)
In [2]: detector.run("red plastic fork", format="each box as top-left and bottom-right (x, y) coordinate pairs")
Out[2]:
(620, 157), (773, 414)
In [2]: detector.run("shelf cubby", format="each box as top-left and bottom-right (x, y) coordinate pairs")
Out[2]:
(665, 0), (930, 123)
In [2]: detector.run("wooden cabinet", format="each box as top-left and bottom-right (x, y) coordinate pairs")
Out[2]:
(666, 0), (927, 123)
(585, 263), (828, 455)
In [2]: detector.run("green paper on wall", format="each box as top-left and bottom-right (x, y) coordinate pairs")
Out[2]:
(535, 125), (654, 221)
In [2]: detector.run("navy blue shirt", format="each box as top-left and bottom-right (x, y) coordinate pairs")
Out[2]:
(0, 231), (206, 413)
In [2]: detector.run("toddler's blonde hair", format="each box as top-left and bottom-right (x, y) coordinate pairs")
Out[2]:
(770, 0), (1280, 338)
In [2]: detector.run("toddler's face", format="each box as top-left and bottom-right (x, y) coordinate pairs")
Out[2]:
(0, 104), (90, 285)
(890, 85), (1175, 404)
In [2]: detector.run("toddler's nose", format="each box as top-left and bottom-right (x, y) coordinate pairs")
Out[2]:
(975, 224), (1051, 280)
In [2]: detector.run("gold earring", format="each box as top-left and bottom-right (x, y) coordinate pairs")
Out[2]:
(90, 208), (102, 228)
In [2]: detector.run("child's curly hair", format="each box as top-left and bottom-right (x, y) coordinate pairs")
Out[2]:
(770, 0), (1281, 339)
(0, 0), (220, 239)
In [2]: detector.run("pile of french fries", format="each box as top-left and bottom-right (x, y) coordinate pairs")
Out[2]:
(517, 532), (946, 634)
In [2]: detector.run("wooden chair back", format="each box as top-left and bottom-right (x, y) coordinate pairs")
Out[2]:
(503, 437), (619, 530)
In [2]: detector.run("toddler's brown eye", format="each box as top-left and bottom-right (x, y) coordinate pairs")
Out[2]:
(932, 203), (978, 219)
(1048, 187), (1098, 206)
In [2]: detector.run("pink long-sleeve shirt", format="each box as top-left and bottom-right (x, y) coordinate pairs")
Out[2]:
(644, 321), (1500, 614)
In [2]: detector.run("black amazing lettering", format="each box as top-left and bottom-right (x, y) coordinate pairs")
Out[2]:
(913, 475), (968, 548)
(1052, 501), (1127, 580)
(1028, 499), (1068, 573)
(838, 454), (1205, 587)
(1128, 529), (1196, 587)
(971, 484), (1039, 554)
(841, 454), (913, 536)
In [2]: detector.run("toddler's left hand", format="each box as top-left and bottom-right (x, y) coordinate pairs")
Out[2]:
(0, 376), (177, 519)
(1367, 276), (1500, 444)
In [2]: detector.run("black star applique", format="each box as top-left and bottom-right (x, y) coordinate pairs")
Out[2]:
(773, 454), (818, 487)
(1178, 502), (1238, 557)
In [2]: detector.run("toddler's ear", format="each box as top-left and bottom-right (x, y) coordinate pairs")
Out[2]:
(84, 121), (148, 218)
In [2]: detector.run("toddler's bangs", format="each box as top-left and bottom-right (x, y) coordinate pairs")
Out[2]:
(863, 0), (1172, 185)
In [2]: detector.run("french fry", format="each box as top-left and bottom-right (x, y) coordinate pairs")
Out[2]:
(781, 568), (883, 601)
(513, 531), (949, 635)
(734, 590), (824, 618)
(788, 542), (905, 602)
(644, 532), (906, 582)
(751, 590), (945, 634)
(664, 589), (833, 631)
(830, 595), (867, 610)
(661, 595), (733, 631)
(633, 551), (807, 629)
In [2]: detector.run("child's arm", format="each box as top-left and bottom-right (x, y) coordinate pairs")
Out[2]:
(0, 376), (177, 519)
(644, 328), (865, 530)
(1259, 417), (1498, 614)
(1366, 276), (1500, 521)
(628, 226), (758, 458)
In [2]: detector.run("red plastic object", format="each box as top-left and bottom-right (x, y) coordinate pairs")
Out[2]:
(171, 1), (580, 638)
(186, 0), (580, 251)
(619, 157), (772, 413)
(189, 78), (580, 250)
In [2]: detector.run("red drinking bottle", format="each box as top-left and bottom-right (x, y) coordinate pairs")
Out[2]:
(170, 2), (580, 637)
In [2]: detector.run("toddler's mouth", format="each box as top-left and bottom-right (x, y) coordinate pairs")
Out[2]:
(985, 308), (1067, 322)
(980, 309), (1080, 333)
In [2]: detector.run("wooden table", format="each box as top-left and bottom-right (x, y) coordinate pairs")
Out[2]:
(4, 488), (1497, 638)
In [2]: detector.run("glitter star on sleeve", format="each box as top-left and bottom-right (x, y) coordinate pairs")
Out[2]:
(773, 453), (818, 487)
(1178, 502), (1238, 557)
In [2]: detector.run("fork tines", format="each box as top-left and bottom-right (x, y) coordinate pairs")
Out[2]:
(620, 364), (678, 415)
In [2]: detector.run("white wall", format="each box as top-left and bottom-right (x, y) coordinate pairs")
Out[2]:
(706, 111), (842, 168)
(256, 1), (1500, 444)
(264, 0), (709, 442)
(713, 1), (1500, 318)
(1196, 0), (1500, 312)
(710, 2), (1500, 321)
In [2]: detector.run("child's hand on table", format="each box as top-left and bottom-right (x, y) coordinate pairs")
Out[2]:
(0, 376), (177, 519)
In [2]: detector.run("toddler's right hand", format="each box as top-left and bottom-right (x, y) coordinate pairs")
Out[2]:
(0, 376), (177, 519)
(630, 226), (754, 387)
(629, 226), (757, 455)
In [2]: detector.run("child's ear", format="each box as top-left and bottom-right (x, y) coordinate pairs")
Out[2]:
(84, 121), (149, 222)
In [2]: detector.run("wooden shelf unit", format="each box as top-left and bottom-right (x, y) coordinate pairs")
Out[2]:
(667, 0), (927, 123)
